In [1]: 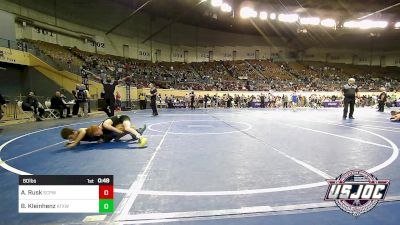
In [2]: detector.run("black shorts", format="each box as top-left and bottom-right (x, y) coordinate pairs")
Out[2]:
(106, 115), (131, 126)
(118, 115), (130, 124)
(101, 115), (131, 132)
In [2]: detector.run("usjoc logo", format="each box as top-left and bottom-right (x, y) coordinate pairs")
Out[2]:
(324, 170), (390, 216)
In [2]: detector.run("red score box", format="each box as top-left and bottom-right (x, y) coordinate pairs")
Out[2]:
(99, 185), (114, 199)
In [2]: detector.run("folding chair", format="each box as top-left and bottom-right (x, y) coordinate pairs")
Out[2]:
(43, 101), (59, 119)
(16, 101), (35, 120)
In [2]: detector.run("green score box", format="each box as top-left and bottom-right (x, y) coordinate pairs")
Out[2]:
(99, 199), (114, 213)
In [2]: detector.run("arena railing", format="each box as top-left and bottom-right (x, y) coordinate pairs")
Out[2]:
(0, 37), (19, 50)
(25, 44), (63, 71)
(0, 38), (63, 71)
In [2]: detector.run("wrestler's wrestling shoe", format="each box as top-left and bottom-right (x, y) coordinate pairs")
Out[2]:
(138, 137), (148, 147)
(130, 124), (147, 141)
(138, 124), (147, 135)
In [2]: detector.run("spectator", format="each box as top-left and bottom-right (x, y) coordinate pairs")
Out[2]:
(22, 91), (44, 121)
(139, 93), (146, 110)
(204, 94), (210, 108)
(76, 84), (89, 117)
(100, 70), (107, 83)
(0, 92), (6, 121)
(50, 91), (71, 118)
(81, 66), (89, 86)
(115, 91), (122, 111)
(71, 90), (79, 115)
(190, 91), (195, 110)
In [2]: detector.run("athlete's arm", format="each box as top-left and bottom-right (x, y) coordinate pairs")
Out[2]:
(66, 128), (87, 149)
(122, 121), (141, 138)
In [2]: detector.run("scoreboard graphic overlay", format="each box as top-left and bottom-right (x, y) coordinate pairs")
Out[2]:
(18, 175), (113, 213)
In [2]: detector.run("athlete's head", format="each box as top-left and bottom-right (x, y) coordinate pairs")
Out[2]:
(60, 128), (77, 141)
(348, 78), (355, 85)
(86, 125), (103, 137)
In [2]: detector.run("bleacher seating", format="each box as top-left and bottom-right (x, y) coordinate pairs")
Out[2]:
(21, 39), (400, 92)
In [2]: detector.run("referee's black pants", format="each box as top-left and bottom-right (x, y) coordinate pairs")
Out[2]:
(150, 98), (158, 115)
(104, 98), (115, 117)
(343, 97), (355, 118)
(378, 101), (385, 112)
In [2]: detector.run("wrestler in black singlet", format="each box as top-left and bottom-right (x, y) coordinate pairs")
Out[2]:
(101, 115), (132, 142)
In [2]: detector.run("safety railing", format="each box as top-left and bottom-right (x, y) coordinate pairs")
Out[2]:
(0, 37), (19, 50)
(0, 37), (63, 70)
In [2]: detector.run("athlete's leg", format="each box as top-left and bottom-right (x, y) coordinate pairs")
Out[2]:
(113, 124), (146, 141)
(122, 120), (147, 147)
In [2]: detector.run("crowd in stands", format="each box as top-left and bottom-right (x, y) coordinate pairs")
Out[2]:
(2, 87), (399, 122)
(23, 39), (400, 93)
(24, 39), (83, 69)
(154, 92), (400, 109)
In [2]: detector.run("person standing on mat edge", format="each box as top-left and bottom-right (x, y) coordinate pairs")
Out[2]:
(377, 87), (387, 112)
(76, 84), (89, 117)
(190, 91), (195, 110)
(102, 77), (119, 117)
(342, 78), (359, 119)
(149, 83), (158, 116)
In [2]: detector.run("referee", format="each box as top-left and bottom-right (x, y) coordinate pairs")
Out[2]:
(342, 78), (358, 119)
(102, 77), (119, 117)
(149, 83), (158, 116)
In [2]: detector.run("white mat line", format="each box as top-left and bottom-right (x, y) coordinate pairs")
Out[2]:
(315, 120), (399, 174)
(117, 202), (336, 222)
(270, 146), (333, 179)
(355, 126), (400, 133)
(118, 195), (400, 223)
(3, 141), (66, 162)
(356, 124), (400, 130)
(285, 123), (392, 149)
(355, 119), (397, 124)
(114, 188), (129, 194)
(211, 114), (334, 180)
(187, 125), (214, 128)
(0, 120), (102, 176)
(138, 181), (327, 196)
(114, 121), (174, 220)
